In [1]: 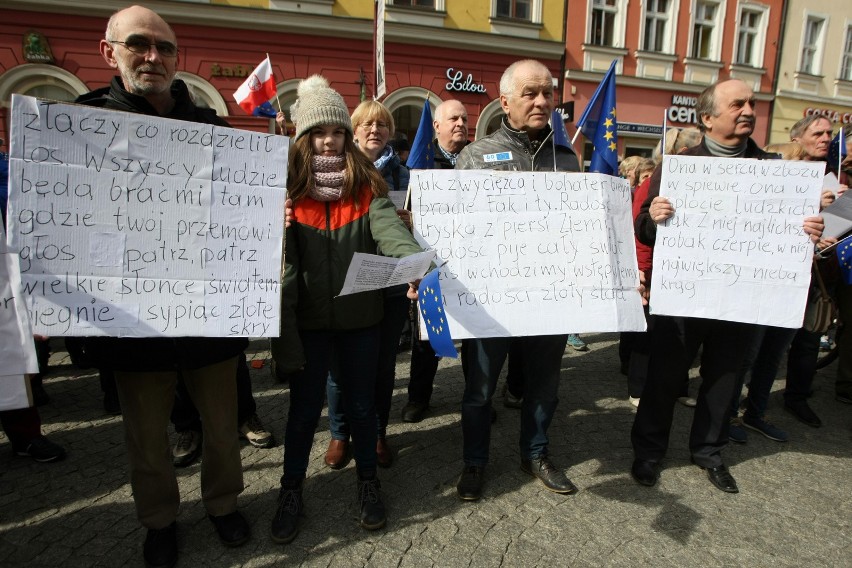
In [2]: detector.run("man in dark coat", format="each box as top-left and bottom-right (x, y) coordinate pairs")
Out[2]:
(631, 79), (825, 493)
(76, 6), (250, 566)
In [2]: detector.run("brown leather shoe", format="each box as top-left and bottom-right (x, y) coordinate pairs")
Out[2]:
(376, 437), (393, 468)
(324, 439), (351, 469)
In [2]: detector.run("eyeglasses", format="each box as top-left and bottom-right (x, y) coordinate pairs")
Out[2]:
(109, 38), (178, 57)
(360, 121), (389, 131)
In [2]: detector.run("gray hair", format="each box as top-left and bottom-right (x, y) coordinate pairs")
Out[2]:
(499, 59), (551, 98)
(695, 83), (718, 133)
(434, 99), (467, 123)
(653, 127), (703, 162)
(790, 114), (831, 140)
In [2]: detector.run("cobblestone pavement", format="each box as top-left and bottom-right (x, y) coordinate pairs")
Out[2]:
(1, 336), (850, 567)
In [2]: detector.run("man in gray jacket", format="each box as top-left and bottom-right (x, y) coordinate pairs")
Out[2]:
(454, 59), (581, 501)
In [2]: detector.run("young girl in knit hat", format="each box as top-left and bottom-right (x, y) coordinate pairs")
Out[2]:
(269, 75), (422, 543)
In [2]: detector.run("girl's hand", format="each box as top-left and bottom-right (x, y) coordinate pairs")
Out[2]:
(284, 198), (294, 228)
(407, 279), (421, 300)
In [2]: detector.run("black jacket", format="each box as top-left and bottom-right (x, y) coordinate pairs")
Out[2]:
(77, 78), (247, 371)
(432, 139), (468, 170)
(635, 137), (778, 247)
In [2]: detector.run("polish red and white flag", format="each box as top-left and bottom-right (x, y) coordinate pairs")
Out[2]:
(234, 56), (276, 115)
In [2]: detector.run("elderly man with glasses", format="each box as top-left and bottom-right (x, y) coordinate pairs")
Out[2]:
(75, 6), (250, 567)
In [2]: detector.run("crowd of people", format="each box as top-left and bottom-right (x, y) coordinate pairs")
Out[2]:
(3, 6), (851, 568)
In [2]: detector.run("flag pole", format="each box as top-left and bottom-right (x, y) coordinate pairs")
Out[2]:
(552, 114), (558, 172)
(840, 126), (845, 175)
(661, 109), (667, 160)
(266, 53), (282, 112)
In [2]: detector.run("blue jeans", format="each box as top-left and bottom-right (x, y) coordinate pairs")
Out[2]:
(730, 325), (796, 420)
(460, 335), (568, 466)
(284, 326), (380, 477)
(327, 291), (410, 439)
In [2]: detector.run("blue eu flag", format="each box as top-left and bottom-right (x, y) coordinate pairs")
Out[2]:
(827, 129), (848, 175)
(838, 235), (852, 286)
(407, 98), (434, 170)
(252, 101), (278, 118)
(577, 60), (618, 176)
(418, 268), (457, 358)
(551, 110), (571, 149)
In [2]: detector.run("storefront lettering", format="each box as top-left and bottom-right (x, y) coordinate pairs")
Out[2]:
(804, 107), (852, 125)
(668, 94), (697, 125)
(445, 68), (487, 94)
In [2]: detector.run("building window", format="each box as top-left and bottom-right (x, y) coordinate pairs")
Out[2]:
(590, 0), (618, 46)
(842, 26), (852, 81)
(734, 5), (766, 67)
(691, 1), (720, 60)
(800, 16), (826, 75)
(643, 0), (671, 52)
(496, 0), (531, 20)
(392, 0), (435, 7)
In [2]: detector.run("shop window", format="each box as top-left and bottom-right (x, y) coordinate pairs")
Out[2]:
(642, 0), (673, 53)
(842, 26), (852, 81)
(734, 4), (768, 68)
(799, 16), (826, 75)
(690, 0), (722, 60)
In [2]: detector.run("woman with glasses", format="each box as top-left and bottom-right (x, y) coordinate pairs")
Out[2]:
(323, 100), (412, 470)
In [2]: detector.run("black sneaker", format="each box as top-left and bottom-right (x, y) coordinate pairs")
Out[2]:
(270, 478), (303, 544)
(15, 436), (66, 463)
(143, 522), (177, 568)
(208, 511), (250, 547)
(357, 474), (386, 530)
(172, 430), (202, 468)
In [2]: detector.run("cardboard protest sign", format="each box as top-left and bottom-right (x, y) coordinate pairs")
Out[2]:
(652, 155), (823, 327)
(6, 95), (288, 337)
(1, 221), (38, 410)
(410, 169), (645, 339)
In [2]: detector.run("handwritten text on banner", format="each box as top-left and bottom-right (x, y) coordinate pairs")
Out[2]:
(410, 170), (645, 339)
(652, 155), (823, 327)
(7, 95), (288, 337)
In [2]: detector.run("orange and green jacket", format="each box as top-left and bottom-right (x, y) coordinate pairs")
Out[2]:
(274, 187), (421, 371)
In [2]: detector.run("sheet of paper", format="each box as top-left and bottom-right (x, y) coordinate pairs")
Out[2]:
(338, 250), (436, 296)
(0, 375), (30, 412)
(411, 169), (646, 339)
(652, 155), (823, 327)
(6, 95), (289, 337)
(820, 191), (852, 239)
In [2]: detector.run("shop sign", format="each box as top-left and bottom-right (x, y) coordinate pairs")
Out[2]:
(210, 64), (251, 78)
(618, 123), (663, 136)
(22, 31), (54, 64)
(804, 107), (852, 124)
(668, 94), (697, 124)
(445, 68), (487, 94)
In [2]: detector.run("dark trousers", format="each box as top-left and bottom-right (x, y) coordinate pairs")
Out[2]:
(783, 327), (821, 404)
(172, 353), (255, 432)
(632, 316), (755, 468)
(284, 326), (380, 478)
(730, 325), (796, 419)
(505, 340), (525, 398)
(328, 292), (409, 439)
(837, 283), (852, 398)
(626, 307), (689, 399)
(461, 335), (568, 466)
(407, 339), (440, 406)
(0, 406), (41, 448)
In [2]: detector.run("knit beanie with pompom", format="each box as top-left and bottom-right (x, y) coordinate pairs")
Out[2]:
(291, 75), (352, 140)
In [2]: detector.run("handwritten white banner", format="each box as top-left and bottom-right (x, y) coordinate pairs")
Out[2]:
(7, 95), (288, 337)
(411, 169), (645, 339)
(652, 155), (823, 327)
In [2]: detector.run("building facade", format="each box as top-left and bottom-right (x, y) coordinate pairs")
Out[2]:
(0, 0), (567, 149)
(563, 0), (784, 162)
(768, 0), (852, 143)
